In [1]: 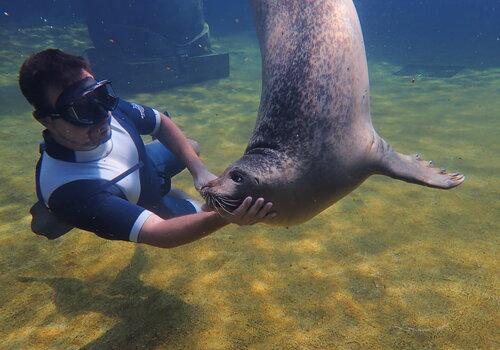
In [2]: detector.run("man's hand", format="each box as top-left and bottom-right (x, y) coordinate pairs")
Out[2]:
(193, 168), (218, 191)
(218, 197), (277, 226)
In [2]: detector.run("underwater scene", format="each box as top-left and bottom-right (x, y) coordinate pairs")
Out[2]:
(0, 0), (498, 349)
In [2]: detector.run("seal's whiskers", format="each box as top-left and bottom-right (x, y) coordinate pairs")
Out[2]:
(209, 196), (224, 217)
(213, 196), (235, 216)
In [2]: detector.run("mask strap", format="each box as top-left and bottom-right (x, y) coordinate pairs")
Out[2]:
(33, 109), (60, 120)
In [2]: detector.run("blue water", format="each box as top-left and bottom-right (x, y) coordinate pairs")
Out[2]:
(0, 1), (498, 349)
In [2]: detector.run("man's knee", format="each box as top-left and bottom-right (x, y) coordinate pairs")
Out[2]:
(188, 139), (200, 156)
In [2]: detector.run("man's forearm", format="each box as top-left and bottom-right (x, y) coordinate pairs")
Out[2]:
(155, 114), (206, 177)
(138, 211), (228, 248)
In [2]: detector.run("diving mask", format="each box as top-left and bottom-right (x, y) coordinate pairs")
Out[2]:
(34, 77), (118, 127)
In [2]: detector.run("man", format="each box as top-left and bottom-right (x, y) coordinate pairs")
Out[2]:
(20, 49), (276, 248)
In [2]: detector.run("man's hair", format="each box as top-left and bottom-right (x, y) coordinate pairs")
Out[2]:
(18, 48), (93, 113)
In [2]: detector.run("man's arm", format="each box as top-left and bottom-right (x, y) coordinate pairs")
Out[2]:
(153, 113), (214, 189)
(138, 211), (227, 248)
(138, 197), (275, 248)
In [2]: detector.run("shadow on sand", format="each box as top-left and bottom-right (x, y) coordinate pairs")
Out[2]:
(19, 247), (201, 349)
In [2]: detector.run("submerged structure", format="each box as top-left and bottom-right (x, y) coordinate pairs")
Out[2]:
(84, 0), (229, 91)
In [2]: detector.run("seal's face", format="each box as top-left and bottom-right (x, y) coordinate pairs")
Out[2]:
(200, 153), (274, 214)
(200, 165), (261, 214)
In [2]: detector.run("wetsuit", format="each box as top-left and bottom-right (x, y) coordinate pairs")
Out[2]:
(35, 99), (199, 242)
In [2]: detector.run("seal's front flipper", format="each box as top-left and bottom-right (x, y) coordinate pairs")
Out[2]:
(373, 140), (465, 189)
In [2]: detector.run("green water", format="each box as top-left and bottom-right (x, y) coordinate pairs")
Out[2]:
(0, 25), (498, 349)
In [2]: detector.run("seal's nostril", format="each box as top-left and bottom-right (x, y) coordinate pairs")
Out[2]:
(199, 185), (210, 194)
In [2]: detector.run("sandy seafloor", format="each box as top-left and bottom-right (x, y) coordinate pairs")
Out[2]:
(0, 25), (498, 350)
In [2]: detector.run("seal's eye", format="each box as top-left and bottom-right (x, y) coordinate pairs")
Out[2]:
(230, 171), (244, 183)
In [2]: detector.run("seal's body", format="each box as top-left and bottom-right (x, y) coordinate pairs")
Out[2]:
(201, 0), (464, 226)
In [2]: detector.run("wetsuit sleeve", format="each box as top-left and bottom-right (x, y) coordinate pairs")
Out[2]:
(48, 180), (153, 242)
(116, 99), (161, 136)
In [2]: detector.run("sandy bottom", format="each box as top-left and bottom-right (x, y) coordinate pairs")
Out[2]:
(0, 25), (498, 349)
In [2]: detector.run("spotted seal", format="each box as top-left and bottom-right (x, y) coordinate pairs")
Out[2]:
(201, 0), (464, 225)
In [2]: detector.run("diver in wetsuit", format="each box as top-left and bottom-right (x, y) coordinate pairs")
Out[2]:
(20, 49), (276, 247)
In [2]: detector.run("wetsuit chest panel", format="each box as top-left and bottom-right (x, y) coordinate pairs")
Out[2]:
(39, 117), (142, 206)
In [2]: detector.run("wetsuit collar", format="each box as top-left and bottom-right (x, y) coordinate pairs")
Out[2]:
(42, 129), (113, 163)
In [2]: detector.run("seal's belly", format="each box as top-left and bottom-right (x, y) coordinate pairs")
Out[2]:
(267, 167), (369, 226)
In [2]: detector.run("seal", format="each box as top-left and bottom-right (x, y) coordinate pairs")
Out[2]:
(201, 0), (464, 226)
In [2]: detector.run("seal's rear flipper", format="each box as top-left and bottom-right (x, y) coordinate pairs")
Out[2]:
(373, 139), (465, 189)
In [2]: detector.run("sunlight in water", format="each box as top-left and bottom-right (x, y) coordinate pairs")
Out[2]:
(0, 24), (498, 349)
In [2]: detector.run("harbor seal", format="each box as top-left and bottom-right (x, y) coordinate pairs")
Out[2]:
(200, 0), (464, 225)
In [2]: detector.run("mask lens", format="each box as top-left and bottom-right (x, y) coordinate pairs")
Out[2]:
(92, 82), (118, 111)
(67, 96), (107, 125)
(59, 80), (117, 126)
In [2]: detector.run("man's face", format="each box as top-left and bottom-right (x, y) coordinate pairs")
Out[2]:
(43, 70), (112, 151)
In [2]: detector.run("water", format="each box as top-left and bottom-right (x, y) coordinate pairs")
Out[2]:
(0, 1), (498, 349)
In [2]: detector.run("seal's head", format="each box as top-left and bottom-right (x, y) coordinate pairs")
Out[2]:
(200, 148), (290, 215)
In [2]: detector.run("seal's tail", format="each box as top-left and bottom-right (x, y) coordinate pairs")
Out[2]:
(371, 136), (465, 189)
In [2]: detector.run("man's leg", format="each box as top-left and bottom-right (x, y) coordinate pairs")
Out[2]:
(145, 139), (203, 218)
(160, 189), (203, 218)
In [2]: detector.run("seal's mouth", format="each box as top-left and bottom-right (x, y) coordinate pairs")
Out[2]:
(200, 188), (243, 216)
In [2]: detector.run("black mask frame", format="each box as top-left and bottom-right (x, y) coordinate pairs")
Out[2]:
(34, 77), (118, 127)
